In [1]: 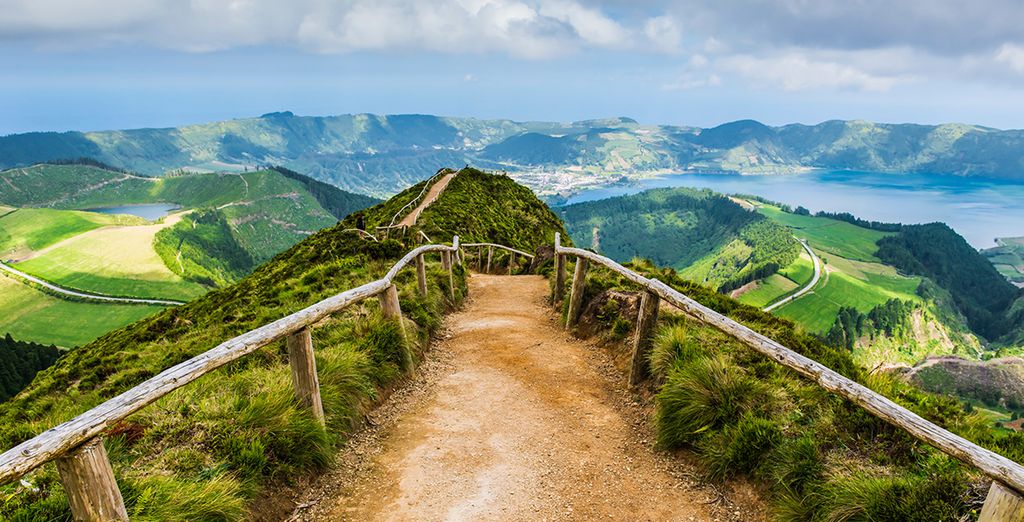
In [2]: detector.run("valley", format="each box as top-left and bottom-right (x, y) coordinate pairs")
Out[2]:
(0, 162), (377, 347)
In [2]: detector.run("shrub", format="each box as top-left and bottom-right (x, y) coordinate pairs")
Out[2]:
(647, 324), (704, 380)
(700, 412), (782, 481)
(655, 355), (769, 448)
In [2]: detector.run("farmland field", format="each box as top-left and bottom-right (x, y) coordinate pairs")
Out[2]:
(757, 205), (891, 262)
(13, 213), (206, 300)
(736, 250), (816, 308)
(0, 274), (163, 347)
(775, 256), (922, 333)
(0, 208), (143, 260)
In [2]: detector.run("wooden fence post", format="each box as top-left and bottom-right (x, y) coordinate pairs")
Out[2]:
(509, 252), (516, 275)
(979, 481), (1024, 521)
(441, 250), (451, 271)
(286, 327), (325, 425)
(629, 291), (661, 386)
(55, 438), (128, 522)
(554, 233), (566, 302)
(446, 252), (456, 300)
(566, 257), (589, 329)
(379, 284), (403, 322)
(416, 254), (428, 297)
(478, 246), (484, 271)
(486, 246), (494, 273)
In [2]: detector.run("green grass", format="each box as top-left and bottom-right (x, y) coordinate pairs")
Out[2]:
(779, 250), (814, 284)
(0, 169), (566, 520)
(570, 259), (1008, 521)
(758, 205), (891, 262)
(736, 274), (798, 308)
(775, 258), (922, 333)
(0, 208), (143, 258)
(0, 275), (164, 347)
(12, 215), (207, 301)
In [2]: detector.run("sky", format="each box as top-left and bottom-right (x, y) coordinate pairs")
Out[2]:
(3, 0), (1024, 134)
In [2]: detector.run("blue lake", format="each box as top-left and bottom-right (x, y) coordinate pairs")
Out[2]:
(556, 171), (1024, 249)
(86, 203), (180, 220)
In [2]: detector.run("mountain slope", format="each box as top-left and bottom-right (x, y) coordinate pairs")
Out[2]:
(4, 114), (1024, 197)
(558, 188), (799, 291)
(0, 168), (566, 520)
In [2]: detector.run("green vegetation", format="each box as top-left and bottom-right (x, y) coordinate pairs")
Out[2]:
(559, 187), (799, 291)
(0, 275), (164, 347)
(12, 217), (207, 301)
(415, 169), (568, 250)
(757, 205), (891, 262)
(0, 334), (61, 402)
(984, 236), (1024, 284)
(824, 299), (916, 350)
(0, 208), (144, 259)
(878, 223), (1024, 342)
(735, 273), (798, 308)
(567, 258), (1022, 521)
(0, 168), (567, 520)
(0, 163), (379, 345)
(154, 210), (254, 287)
(9, 115), (1024, 199)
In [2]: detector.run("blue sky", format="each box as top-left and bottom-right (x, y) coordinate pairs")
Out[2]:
(3, 0), (1024, 134)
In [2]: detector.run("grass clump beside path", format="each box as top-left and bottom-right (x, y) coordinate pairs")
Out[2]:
(566, 259), (1024, 521)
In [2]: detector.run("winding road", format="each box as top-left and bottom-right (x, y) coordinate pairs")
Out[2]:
(0, 261), (184, 306)
(763, 239), (821, 312)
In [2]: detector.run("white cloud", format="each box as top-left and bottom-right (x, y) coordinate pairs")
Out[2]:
(642, 15), (681, 54)
(0, 0), (647, 58)
(995, 43), (1024, 74)
(539, 1), (629, 48)
(721, 51), (910, 92)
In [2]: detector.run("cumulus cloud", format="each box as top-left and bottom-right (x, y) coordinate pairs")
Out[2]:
(721, 52), (909, 92)
(0, 0), (659, 58)
(996, 44), (1024, 74)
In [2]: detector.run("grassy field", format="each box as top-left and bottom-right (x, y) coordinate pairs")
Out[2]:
(757, 205), (891, 262)
(0, 208), (143, 260)
(736, 274), (798, 308)
(0, 275), (164, 347)
(13, 214), (206, 301)
(736, 250), (815, 308)
(775, 254), (922, 333)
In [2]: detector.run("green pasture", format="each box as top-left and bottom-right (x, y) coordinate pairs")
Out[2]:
(0, 275), (164, 347)
(758, 205), (891, 262)
(0, 208), (144, 258)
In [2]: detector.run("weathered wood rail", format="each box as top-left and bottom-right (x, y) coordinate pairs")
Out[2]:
(552, 232), (1024, 519)
(0, 236), (462, 521)
(461, 242), (534, 275)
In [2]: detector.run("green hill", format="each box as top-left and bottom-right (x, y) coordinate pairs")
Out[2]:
(984, 236), (1024, 285)
(3, 114), (1024, 197)
(558, 187), (800, 292)
(0, 168), (567, 520)
(0, 163), (379, 347)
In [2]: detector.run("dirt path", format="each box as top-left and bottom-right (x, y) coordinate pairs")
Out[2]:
(397, 171), (457, 228)
(291, 275), (753, 522)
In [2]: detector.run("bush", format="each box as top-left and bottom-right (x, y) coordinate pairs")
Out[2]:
(655, 355), (769, 448)
(700, 412), (782, 481)
(647, 324), (704, 380)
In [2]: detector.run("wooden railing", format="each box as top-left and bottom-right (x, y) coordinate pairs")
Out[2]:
(377, 168), (449, 235)
(461, 242), (535, 275)
(552, 232), (1024, 520)
(0, 236), (462, 521)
